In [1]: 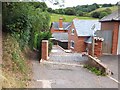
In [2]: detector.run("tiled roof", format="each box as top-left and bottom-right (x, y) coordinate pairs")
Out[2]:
(52, 33), (68, 42)
(73, 20), (101, 36)
(52, 22), (71, 30)
(100, 9), (120, 22)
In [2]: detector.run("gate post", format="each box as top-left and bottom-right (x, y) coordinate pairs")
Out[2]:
(41, 40), (48, 62)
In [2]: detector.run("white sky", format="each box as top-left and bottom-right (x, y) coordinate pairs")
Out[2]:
(41, 0), (119, 9)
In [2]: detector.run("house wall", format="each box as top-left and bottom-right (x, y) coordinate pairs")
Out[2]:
(68, 23), (87, 53)
(101, 21), (120, 55)
(51, 26), (68, 33)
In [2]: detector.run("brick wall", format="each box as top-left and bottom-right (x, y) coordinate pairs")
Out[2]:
(88, 40), (103, 57)
(68, 23), (87, 53)
(94, 40), (103, 57)
(101, 21), (120, 55)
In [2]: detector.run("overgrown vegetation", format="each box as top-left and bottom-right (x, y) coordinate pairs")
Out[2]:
(83, 65), (106, 76)
(2, 2), (51, 88)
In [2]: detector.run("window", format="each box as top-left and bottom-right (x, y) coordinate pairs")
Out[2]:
(70, 40), (74, 48)
(71, 28), (74, 35)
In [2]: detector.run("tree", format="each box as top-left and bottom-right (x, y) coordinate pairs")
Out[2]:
(47, 8), (52, 13)
(64, 7), (76, 15)
(99, 12), (108, 19)
(91, 11), (100, 18)
(76, 11), (84, 16)
(2, 2), (50, 50)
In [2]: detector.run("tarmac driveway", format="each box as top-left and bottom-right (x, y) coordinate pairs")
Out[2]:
(99, 55), (118, 80)
(30, 45), (118, 88)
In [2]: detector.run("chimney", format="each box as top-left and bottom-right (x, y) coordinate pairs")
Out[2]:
(59, 17), (63, 30)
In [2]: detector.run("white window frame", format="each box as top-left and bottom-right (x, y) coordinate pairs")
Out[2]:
(70, 40), (74, 49)
(71, 28), (74, 35)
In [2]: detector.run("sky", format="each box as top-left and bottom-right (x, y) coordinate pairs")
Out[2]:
(40, 0), (119, 9)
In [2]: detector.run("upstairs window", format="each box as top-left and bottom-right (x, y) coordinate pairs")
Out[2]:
(71, 28), (74, 35)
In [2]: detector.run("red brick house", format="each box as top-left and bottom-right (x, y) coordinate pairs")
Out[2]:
(50, 17), (71, 33)
(50, 18), (71, 49)
(51, 18), (104, 56)
(68, 19), (101, 53)
(98, 10), (120, 55)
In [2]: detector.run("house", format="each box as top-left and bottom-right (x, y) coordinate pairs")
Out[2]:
(98, 10), (120, 55)
(51, 18), (103, 56)
(68, 19), (101, 53)
(50, 17), (71, 33)
(50, 17), (71, 49)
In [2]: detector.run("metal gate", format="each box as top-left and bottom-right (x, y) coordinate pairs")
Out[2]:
(96, 30), (113, 54)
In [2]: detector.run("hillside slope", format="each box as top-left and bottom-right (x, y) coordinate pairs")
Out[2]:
(2, 33), (32, 88)
(89, 6), (118, 15)
(50, 13), (97, 22)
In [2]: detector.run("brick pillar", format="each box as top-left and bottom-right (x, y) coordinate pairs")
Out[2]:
(41, 40), (48, 61)
(112, 22), (119, 55)
(88, 40), (103, 57)
(94, 41), (103, 57)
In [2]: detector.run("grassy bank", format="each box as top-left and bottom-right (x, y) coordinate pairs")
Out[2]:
(50, 13), (98, 22)
(2, 33), (32, 88)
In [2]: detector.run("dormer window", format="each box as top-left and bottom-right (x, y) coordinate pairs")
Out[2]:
(71, 28), (74, 35)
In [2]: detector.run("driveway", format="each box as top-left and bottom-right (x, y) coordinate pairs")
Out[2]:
(48, 45), (88, 64)
(99, 55), (118, 80)
(30, 45), (118, 88)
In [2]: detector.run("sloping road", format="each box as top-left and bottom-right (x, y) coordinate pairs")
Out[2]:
(30, 45), (118, 88)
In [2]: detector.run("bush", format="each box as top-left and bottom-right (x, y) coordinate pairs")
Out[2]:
(91, 11), (100, 18)
(99, 12), (108, 19)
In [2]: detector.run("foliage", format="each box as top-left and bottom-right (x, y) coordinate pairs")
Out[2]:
(50, 13), (97, 23)
(99, 12), (108, 19)
(64, 7), (76, 15)
(84, 65), (106, 76)
(48, 3), (117, 18)
(12, 51), (27, 73)
(91, 11), (100, 18)
(91, 8), (112, 18)
(102, 3), (113, 7)
(2, 2), (50, 50)
(34, 31), (52, 59)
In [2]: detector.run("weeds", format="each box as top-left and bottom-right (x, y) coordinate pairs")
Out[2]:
(84, 65), (106, 76)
